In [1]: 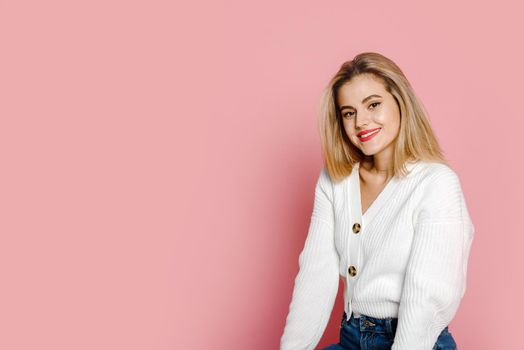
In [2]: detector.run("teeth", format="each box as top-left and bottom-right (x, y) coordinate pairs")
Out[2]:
(361, 129), (380, 138)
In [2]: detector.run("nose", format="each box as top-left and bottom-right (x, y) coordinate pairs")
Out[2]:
(355, 111), (372, 129)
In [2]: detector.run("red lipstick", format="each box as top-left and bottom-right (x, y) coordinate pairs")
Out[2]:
(357, 128), (381, 142)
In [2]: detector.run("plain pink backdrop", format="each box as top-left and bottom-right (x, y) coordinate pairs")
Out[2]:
(1, 0), (522, 349)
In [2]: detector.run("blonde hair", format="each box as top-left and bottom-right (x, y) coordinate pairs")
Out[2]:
(318, 52), (447, 183)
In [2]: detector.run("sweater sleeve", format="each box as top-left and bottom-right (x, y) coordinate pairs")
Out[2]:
(280, 167), (340, 350)
(391, 166), (475, 350)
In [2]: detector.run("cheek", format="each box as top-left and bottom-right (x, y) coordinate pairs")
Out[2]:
(342, 118), (354, 130)
(343, 124), (360, 145)
(342, 122), (356, 138)
(373, 112), (400, 134)
(373, 110), (390, 123)
(377, 105), (401, 125)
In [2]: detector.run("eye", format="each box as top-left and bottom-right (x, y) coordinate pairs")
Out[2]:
(369, 102), (381, 109)
(342, 111), (355, 119)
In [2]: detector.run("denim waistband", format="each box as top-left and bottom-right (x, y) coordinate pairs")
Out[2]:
(343, 311), (398, 334)
(342, 311), (448, 335)
(342, 311), (449, 335)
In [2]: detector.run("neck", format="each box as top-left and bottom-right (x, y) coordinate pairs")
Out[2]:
(361, 157), (394, 177)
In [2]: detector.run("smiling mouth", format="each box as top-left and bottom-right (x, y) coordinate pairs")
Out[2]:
(358, 128), (381, 142)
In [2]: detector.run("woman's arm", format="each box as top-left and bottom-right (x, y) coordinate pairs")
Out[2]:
(392, 166), (475, 350)
(280, 167), (340, 350)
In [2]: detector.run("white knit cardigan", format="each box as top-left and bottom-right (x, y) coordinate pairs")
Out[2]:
(280, 161), (475, 350)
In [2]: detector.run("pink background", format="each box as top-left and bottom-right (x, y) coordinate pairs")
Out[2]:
(0, 0), (522, 349)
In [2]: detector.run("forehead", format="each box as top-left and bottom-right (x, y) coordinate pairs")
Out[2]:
(337, 74), (387, 103)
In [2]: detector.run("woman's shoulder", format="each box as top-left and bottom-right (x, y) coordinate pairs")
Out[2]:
(317, 165), (335, 194)
(413, 161), (465, 199)
(412, 161), (460, 181)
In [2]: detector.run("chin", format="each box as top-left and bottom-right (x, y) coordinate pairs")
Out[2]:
(360, 148), (377, 156)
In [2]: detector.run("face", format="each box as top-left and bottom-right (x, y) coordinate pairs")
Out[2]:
(337, 74), (401, 159)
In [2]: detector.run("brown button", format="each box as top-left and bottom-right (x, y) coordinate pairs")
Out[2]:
(352, 223), (361, 233)
(348, 265), (357, 277)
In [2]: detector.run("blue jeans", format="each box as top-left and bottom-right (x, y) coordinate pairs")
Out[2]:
(322, 311), (458, 350)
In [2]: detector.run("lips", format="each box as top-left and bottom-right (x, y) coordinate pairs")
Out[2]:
(357, 128), (381, 142)
(357, 128), (381, 137)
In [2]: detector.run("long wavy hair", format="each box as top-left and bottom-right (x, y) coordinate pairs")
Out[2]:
(318, 52), (446, 183)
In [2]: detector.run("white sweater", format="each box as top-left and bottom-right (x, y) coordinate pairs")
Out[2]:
(280, 161), (475, 350)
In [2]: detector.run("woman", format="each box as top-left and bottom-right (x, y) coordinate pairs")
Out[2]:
(280, 52), (475, 350)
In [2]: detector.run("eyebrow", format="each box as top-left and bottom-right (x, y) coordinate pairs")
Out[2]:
(339, 94), (383, 111)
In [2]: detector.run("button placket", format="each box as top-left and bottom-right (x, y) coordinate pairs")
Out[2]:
(346, 165), (364, 320)
(349, 221), (360, 276)
(346, 220), (361, 319)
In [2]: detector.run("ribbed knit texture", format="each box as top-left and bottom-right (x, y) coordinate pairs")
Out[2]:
(280, 161), (475, 350)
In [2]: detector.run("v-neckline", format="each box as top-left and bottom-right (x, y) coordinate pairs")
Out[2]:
(351, 161), (400, 225)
